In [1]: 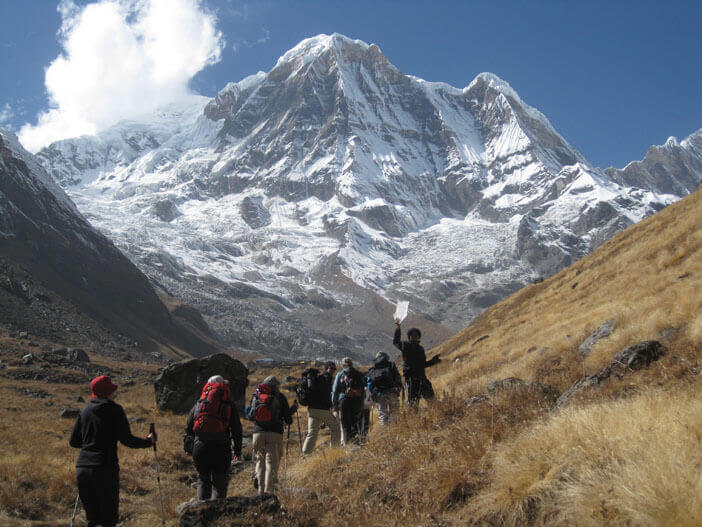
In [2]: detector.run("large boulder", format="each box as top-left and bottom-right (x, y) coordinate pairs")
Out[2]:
(177, 494), (300, 527)
(154, 353), (248, 414)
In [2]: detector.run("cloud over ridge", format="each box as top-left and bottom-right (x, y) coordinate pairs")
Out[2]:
(19, 0), (224, 153)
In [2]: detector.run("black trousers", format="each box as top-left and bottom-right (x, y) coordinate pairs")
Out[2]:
(193, 440), (231, 500)
(76, 466), (119, 527)
(405, 376), (434, 405)
(339, 397), (363, 445)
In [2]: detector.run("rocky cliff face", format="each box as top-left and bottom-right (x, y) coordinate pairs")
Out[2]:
(0, 128), (220, 360)
(34, 34), (702, 360)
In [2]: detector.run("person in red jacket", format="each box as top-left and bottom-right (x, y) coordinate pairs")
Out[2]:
(69, 375), (154, 527)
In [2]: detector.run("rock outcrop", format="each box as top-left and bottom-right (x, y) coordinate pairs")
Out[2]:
(557, 341), (666, 407)
(154, 353), (248, 414)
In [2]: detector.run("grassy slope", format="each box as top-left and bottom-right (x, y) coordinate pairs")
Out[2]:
(0, 190), (699, 526)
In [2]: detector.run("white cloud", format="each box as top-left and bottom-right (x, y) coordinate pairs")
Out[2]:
(19, 0), (224, 153)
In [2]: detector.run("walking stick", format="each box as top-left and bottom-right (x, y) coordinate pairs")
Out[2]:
(294, 401), (303, 455)
(149, 423), (166, 527)
(70, 493), (79, 527)
(284, 423), (291, 479)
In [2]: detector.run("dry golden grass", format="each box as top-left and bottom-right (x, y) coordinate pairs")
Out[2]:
(469, 383), (702, 526)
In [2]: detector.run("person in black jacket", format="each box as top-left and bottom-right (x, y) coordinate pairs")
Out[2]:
(246, 376), (297, 494)
(366, 351), (403, 425)
(69, 375), (154, 527)
(184, 375), (243, 500)
(331, 357), (365, 446)
(393, 321), (441, 406)
(301, 361), (340, 454)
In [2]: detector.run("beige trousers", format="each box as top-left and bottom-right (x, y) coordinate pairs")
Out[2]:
(252, 431), (284, 494)
(302, 407), (341, 454)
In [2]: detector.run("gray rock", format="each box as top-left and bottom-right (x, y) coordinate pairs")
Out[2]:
(22, 353), (34, 365)
(612, 341), (665, 371)
(558, 340), (665, 407)
(578, 319), (616, 357)
(154, 353), (248, 414)
(60, 407), (80, 419)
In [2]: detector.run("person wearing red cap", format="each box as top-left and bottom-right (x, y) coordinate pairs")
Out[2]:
(69, 375), (154, 527)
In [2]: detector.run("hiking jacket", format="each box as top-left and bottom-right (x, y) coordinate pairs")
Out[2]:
(69, 398), (152, 469)
(331, 367), (364, 406)
(366, 356), (403, 397)
(247, 390), (293, 435)
(393, 326), (439, 379)
(307, 370), (335, 410)
(184, 399), (243, 456)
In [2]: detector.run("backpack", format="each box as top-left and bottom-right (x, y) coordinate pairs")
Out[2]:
(367, 364), (396, 399)
(341, 368), (364, 398)
(249, 383), (281, 425)
(296, 368), (320, 407)
(192, 382), (231, 438)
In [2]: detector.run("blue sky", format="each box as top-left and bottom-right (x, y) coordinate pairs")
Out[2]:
(1, 0), (700, 168)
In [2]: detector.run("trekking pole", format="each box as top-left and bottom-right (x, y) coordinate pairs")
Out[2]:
(294, 401), (303, 455)
(284, 423), (291, 479)
(70, 494), (79, 527)
(149, 423), (166, 527)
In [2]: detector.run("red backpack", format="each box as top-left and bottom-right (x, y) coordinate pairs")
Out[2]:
(192, 382), (231, 436)
(249, 383), (281, 425)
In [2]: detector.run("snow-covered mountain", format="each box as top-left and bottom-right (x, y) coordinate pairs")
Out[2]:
(0, 127), (220, 359)
(35, 34), (701, 360)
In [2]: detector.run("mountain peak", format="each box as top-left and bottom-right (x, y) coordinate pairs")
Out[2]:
(466, 72), (523, 104)
(275, 33), (373, 67)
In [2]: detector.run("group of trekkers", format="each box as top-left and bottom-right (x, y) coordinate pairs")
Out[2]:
(68, 320), (440, 526)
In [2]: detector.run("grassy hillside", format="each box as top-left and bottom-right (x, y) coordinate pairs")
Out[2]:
(0, 189), (699, 526)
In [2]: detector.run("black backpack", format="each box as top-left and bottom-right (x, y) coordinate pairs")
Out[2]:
(296, 368), (320, 407)
(367, 364), (396, 398)
(341, 368), (364, 398)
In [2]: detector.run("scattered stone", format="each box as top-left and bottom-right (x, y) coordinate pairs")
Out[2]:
(578, 319), (616, 357)
(284, 375), (297, 383)
(22, 353), (34, 365)
(177, 494), (298, 527)
(154, 353), (248, 414)
(129, 416), (146, 424)
(77, 396), (85, 402)
(122, 379), (135, 387)
(465, 395), (488, 408)
(12, 387), (52, 399)
(28, 341), (38, 347)
(60, 407), (80, 419)
(659, 327), (677, 341)
(19, 332), (29, 340)
(558, 341), (666, 407)
(612, 341), (665, 371)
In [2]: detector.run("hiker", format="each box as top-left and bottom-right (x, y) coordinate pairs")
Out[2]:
(69, 375), (154, 527)
(184, 375), (243, 500)
(331, 357), (365, 445)
(394, 321), (441, 405)
(366, 351), (403, 426)
(300, 361), (341, 455)
(246, 376), (297, 494)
